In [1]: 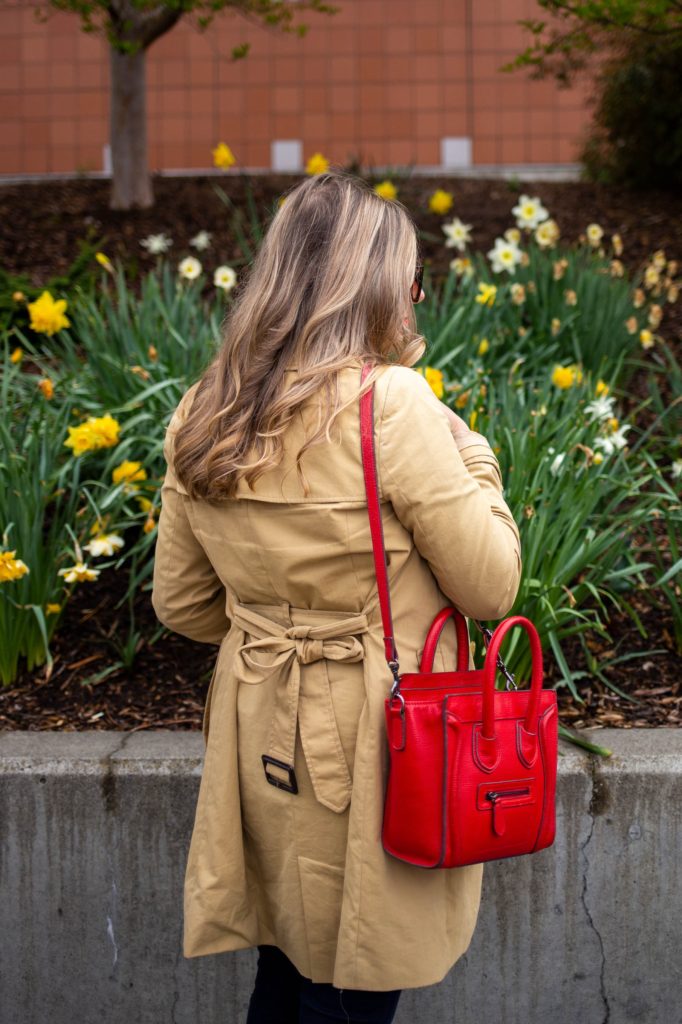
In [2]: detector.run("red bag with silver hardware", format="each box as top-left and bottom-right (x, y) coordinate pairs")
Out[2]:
(360, 362), (558, 868)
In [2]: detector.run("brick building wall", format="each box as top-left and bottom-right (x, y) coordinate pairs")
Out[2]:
(0, 0), (593, 176)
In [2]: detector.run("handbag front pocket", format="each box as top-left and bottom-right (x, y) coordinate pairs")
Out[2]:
(476, 778), (535, 838)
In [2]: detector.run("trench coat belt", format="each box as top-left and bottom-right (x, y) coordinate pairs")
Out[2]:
(228, 596), (369, 815)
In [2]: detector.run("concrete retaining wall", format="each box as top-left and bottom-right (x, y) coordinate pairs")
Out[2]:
(0, 728), (679, 1024)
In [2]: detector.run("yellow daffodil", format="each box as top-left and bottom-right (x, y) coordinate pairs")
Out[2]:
(64, 414), (121, 456)
(625, 317), (638, 335)
(610, 259), (624, 278)
(148, 344), (158, 361)
(639, 329), (655, 350)
(27, 290), (70, 336)
(504, 227), (522, 245)
(510, 283), (526, 305)
(12, 291), (25, 302)
(212, 142), (236, 169)
(644, 266), (660, 289)
(652, 249), (666, 272)
(415, 366), (444, 399)
(37, 377), (54, 399)
(454, 389), (471, 409)
(10, 347), (23, 364)
(424, 367), (444, 398)
(374, 180), (397, 201)
(633, 288), (645, 308)
(596, 380), (610, 397)
(477, 338), (490, 356)
(428, 190), (453, 216)
(58, 561), (100, 583)
(84, 533), (125, 558)
(611, 234), (623, 256)
(0, 550), (30, 583)
(46, 602), (62, 614)
(305, 152), (329, 175)
(475, 282), (497, 307)
(143, 517), (156, 535)
(113, 460), (147, 489)
(551, 364), (582, 390)
(95, 252), (113, 274)
(551, 318), (561, 337)
(469, 410), (478, 430)
(137, 496), (154, 514)
(667, 283), (678, 303)
(648, 304), (662, 329)
(564, 289), (578, 306)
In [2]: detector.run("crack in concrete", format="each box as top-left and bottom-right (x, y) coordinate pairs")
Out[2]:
(100, 731), (135, 815)
(580, 755), (610, 1024)
(99, 732), (136, 978)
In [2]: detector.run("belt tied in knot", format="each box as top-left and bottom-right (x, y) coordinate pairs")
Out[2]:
(229, 598), (369, 814)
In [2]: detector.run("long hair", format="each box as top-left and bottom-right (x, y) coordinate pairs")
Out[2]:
(172, 169), (426, 501)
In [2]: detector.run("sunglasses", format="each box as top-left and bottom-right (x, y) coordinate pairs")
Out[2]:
(411, 263), (424, 304)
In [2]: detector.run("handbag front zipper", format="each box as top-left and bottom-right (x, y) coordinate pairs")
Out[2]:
(485, 787), (530, 802)
(485, 787), (531, 838)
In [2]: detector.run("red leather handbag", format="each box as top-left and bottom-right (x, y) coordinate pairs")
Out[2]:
(360, 363), (559, 868)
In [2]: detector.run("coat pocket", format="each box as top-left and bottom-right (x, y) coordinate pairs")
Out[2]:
(297, 856), (345, 980)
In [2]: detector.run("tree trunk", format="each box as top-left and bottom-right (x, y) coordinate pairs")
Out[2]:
(109, 44), (154, 210)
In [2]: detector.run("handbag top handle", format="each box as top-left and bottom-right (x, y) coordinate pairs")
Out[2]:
(359, 362), (401, 689)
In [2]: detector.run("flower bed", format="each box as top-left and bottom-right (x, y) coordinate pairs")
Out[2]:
(0, 171), (680, 744)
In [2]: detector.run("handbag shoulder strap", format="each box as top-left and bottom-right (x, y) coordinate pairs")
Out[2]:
(359, 363), (400, 681)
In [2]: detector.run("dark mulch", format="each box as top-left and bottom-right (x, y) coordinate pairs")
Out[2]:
(1, 172), (682, 347)
(0, 173), (679, 733)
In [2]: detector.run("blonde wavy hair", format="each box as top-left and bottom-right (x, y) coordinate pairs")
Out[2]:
(172, 169), (426, 501)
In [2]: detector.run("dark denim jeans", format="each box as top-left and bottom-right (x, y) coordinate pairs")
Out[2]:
(245, 944), (402, 1024)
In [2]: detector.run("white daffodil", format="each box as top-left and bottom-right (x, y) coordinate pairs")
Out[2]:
(586, 223), (604, 247)
(584, 395), (617, 422)
(58, 561), (100, 583)
(214, 265), (237, 292)
(535, 219), (560, 249)
(83, 533), (125, 558)
(450, 257), (474, 279)
(512, 194), (549, 230)
(487, 237), (523, 275)
(504, 227), (521, 245)
(190, 231), (212, 251)
(672, 459), (682, 479)
(140, 233), (172, 254)
(594, 425), (630, 456)
(549, 452), (566, 476)
(442, 217), (473, 252)
(179, 256), (202, 280)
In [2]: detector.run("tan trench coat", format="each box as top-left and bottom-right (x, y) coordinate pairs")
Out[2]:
(151, 358), (522, 991)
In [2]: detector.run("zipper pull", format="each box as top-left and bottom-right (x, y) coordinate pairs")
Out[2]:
(487, 792), (506, 837)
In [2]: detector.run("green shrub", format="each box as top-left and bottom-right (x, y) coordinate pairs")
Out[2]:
(580, 36), (682, 189)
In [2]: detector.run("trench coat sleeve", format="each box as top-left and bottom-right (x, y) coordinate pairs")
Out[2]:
(378, 365), (522, 621)
(150, 393), (231, 646)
